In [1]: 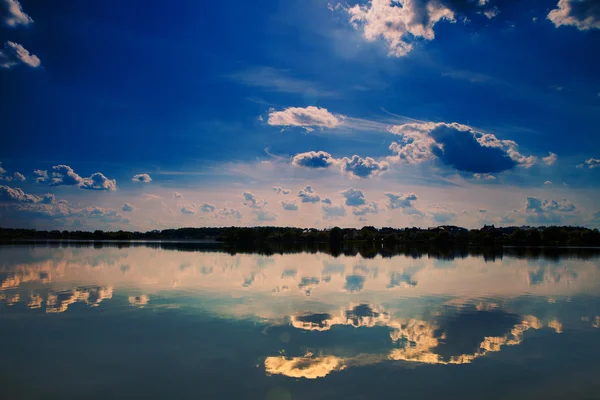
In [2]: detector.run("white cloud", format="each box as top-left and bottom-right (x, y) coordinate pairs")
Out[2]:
(543, 152), (557, 166)
(1, 0), (33, 27)
(74, 207), (129, 224)
(267, 106), (343, 129)
(389, 122), (537, 173)
(254, 209), (277, 222)
(577, 158), (600, 169)
(13, 172), (25, 181)
(521, 197), (577, 225)
(33, 169), (48, 183)
(282, 200), (299, 211)
(298, 185), (321, 203)
(173, 192), (183, 199)
(544, 180), (553, 186)
(0, 41), (40, 69)
(50, 165), (117, 191)
(345, 0), (455, 57)
(132, 173), (152, 183)
(473, 173), (497, 180)
(216, 207), (242, 220)
(548, 0), (600, 31)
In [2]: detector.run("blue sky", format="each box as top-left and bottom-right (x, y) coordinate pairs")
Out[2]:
(0, 0), (599, 230)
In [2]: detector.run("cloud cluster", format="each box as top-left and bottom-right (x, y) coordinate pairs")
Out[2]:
(298, 185), (321, 203)
(51, 165), (117, 191)
(293, 151), (389, 179)
(1, 0), (33, 27)
(267, 106), (343, 130)
(577, 158), (600, 169)
(243, 192), (267, 209)
(353, 201), (379, 216)
(548, 0), (600, 30)
(522, 197), (577, 224)
(272, 186), (290, 195)
(385, 192), (418, 210)
(132, 173), (152, 183)
(33, 169), (48, 183)
(341, 155), (389, 178)
(0, 41), (40, 69)
(389, 122), (537, 173)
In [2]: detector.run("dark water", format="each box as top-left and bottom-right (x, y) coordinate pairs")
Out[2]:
(1, 243), (600, 400)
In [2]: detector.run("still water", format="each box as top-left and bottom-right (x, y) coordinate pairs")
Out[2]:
(1, 243), (600, 399)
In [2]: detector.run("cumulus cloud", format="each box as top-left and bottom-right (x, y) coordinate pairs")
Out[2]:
(201, 203), (216, 213)
(33, 169), (48, 183)
(282, 200), (299, 211)
(267, 106), (343, 130)
(273, 186), (291, 195)
(429, 205), (456, 223)
(548, 0), (600, 30)
(544, 180), (553, 185)
(341, 155), (389, 178)
(577, 158), (600, 169)
(122, 203), (135, 212)
(298, 185), (321, 203)
(341, 188), (366, 206)
(292, 151), (338, 169)
(0, 41), (40, 69)
(389, 122), (537, 173)
(132, 173), (152, 183)
(353, 201), (379, 216)
(0, 185), (44, 203)
(345, 0), (455, 56)
(50, 165), (117, 191)
(1, 0), (33, 27)
(321, 198), (332, 205)
(12, 172), (25, 181)
(173, 192), (183, 199)
(543, 152), (557, 166)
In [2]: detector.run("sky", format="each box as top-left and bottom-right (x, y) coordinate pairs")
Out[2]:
(0, 0), (599, 231)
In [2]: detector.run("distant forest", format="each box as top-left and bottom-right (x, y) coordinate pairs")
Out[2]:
(1, 225), (600, 247)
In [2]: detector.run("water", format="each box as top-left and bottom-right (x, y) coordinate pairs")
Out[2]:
(1, 243), (600, 399)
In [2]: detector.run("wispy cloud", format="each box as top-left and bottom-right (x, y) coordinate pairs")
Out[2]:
(226, 66), (339, 98)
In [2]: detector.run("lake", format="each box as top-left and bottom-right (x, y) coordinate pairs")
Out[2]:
(1, 243), (600, 399)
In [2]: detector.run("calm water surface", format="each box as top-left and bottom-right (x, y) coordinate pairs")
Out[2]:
(1, 243), (600, 399)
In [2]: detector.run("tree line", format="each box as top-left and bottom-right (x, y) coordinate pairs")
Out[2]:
(1, 225), (599, 246)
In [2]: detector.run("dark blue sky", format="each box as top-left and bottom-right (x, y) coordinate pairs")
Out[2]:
(1, 0), (599, 230)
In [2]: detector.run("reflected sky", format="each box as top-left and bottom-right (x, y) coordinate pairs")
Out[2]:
(1, 244), (600, 398)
